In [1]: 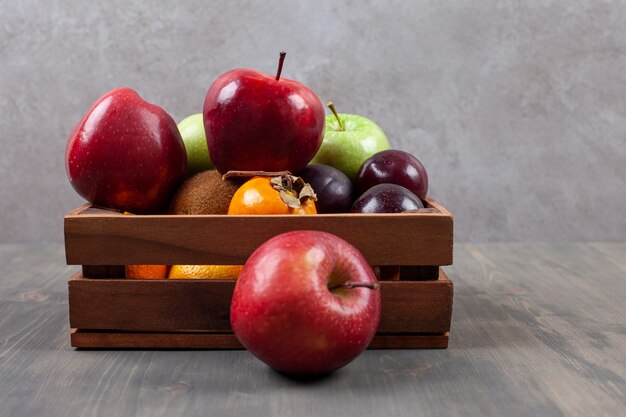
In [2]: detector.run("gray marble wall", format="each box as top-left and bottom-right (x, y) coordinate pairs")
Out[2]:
(1, 0), (625, 243)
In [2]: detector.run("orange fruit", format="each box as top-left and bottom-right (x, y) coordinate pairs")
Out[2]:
(169, 264), (244, 279)
(228, 176), (317, 215)
(125, 265), (169, 279)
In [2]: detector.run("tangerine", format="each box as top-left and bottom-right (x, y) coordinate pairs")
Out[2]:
(125, 265), (169, 279)
(169, 264), (244, 279)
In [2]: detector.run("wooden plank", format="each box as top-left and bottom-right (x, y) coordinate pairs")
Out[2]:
(379, 270), (452, 333)
(70, 330), (448, 349)
(70, 330), (243, 349)
(68, 275), (234, 332)
(68, 269), (453, 334)
(587, 242), (626, 273)
(64, 198), (453, 266)
(368, 332), (449, 349)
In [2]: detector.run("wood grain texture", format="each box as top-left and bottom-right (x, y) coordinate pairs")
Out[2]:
(2, 243), (625, 417)
(70, 330), (449, 350)
(71, 330), (244, 349)
(64, 198), (453, 266)
(68, 270), (453, 335)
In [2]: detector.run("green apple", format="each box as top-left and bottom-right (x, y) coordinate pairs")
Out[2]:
(310, 103), (390, 180)
(177, 113), (213, 175)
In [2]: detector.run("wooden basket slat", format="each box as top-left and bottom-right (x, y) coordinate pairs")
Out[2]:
(65, 198), (454, 350)
(70, 330), (449, 350)
(64, 198), (453, 266)
(68, 269), (453, 334)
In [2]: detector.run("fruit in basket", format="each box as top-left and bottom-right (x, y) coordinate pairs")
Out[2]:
(231, 230), (381, 374)
(356, 149), (428, 201)
(204, 52), (325, 174)
(228, 175), (317, 215)
(351, 183), (423, 213)
(169, 265), (243, 279)
(65, 88), (187, 213)
(125, 265), (169, 279)
(298, 164), (353, 213)
(177, 113), (213, 175)
(170, 170), (241, 215)
(311, 102), (390, 180)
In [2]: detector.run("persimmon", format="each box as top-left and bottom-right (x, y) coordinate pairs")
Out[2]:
(228, 175), (317, 215)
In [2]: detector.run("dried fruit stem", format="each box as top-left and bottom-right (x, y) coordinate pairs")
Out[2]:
(222, 170), (292, 180)
(270, 175), (317, 208)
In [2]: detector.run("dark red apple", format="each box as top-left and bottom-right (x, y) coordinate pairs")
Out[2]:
(231, 230), (381, 375)
(203, 52), (325, 174)
(66, 88), (187, 213)
(356, 149), (429, 201)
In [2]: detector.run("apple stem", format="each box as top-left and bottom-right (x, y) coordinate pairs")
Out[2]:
(222, 170), (293, 180)
(329, 281), (381, 291)
(327, 102), (344, 131)
(275, 51), (287, 81)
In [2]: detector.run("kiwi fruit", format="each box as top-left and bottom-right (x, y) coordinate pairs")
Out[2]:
(169, 170), (241, 215)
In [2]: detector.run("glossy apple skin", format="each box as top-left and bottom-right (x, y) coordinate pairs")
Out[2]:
(351, 183), (424, 213)
(204, 69), (325, 174)
(356, 149), (429, 201)
(177, 113), (213, 175)
(298, 164), (353, 213)
(231, 230), (381, 375)
(311, 113), (390, 181)
(65, 88), (187, 213)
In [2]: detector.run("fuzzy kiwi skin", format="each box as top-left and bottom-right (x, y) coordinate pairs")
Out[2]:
(169, 170), (241, 215)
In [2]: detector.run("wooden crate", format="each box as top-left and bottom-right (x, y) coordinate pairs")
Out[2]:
(65, 198), (454, 349)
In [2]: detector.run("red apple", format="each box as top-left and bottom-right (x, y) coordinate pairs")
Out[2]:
(65, 88), (187, 213)
(203, 52), (325, 174)
(231, 230), (381, 375)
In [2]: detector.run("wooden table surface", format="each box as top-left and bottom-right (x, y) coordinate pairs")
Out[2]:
(1, 243), (624, 417)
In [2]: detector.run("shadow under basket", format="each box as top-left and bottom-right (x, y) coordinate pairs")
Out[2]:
(65, 198), (454, 349)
